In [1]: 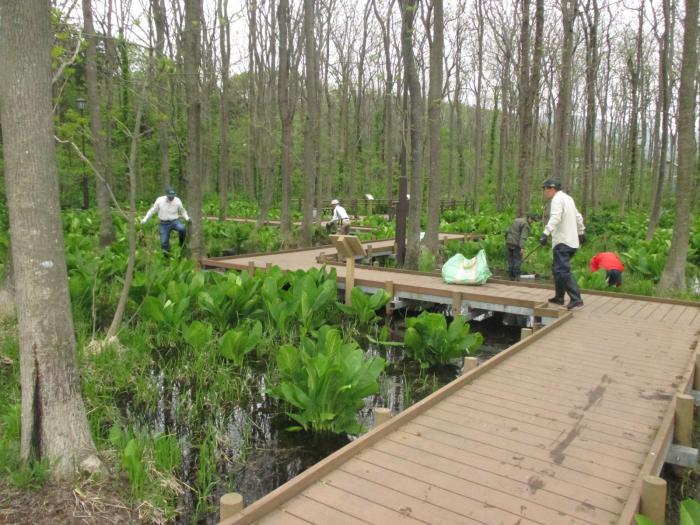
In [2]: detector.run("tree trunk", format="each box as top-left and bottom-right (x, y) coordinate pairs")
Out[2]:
(647, 0), (672, 240)
(151, 0), (171, 190)
(400, 0), (423, 269)
(425, 0), (444, 252)
(582, 0), (599, 216)
(658, 0), (698, 292)
(301, 0), (320, 246)
(82, 0), (115, 247)
(0, 0), (98, 477)
(184, 0), (203, 259)
(516, 0), (532, 215)
(218, 0), (231, 220)
(552, 0), (577, 189)
(471, 0), (485, 213)
(277, 0), (294, 245)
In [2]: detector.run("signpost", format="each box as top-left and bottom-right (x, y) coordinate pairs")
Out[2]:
(329, 234), (366, 305)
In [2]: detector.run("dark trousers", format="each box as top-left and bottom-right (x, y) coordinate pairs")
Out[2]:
(552, 243), (582, 303)
(159, 219), (186, 252)
(506, 244), (522, 279)
(606, 269), (622, 287)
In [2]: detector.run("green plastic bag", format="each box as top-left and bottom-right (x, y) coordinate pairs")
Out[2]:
(441, 250), (492, 285)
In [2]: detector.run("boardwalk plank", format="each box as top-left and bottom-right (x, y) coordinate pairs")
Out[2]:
(354, 450), (601, 525)
(323, 469), (486, 525)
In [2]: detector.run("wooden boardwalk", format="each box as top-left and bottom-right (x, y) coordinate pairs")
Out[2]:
(206, 240), (700, 525)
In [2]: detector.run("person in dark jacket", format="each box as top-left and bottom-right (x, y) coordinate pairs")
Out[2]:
(590, 252), (625, 287)
(505, 213), (539, 280)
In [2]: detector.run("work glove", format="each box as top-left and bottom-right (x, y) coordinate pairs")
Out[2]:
(578, 233), (586, 245)
(539, 234), (548, 246)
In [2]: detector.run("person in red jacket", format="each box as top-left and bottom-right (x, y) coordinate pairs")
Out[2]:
(589, 252), (625, 287)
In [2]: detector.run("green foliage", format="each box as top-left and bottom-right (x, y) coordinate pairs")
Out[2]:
(681, 499), (700, 525)
(636, 498), (700, 525)
(337, 288), (391, 326)
(404, 312), (483, 368)
(218, 320), (263, 366)
(419, 247), (437, 272)
(269, 326), (386, 434)
(262, 267), (339, 338)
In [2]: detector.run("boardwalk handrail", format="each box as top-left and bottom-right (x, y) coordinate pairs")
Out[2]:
(218, 313), (573, 525)
(616, 334), (700, 525)
(320, 258), (700, 309)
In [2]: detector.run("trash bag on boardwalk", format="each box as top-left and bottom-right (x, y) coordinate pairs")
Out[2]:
(441, 250), (492, 285)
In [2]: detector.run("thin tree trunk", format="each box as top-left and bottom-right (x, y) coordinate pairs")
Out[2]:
(425, 0), (444, 252)
(552, 0), (577, 189)
(184, 0), (203, 259)
(647, 0), (672, 240)
(301, 0), (320, 245)
(400, 0), (423, 269)
(83, 0), (115, 246)
(278, 0), (294, 244)
(218, 0), (231, 220)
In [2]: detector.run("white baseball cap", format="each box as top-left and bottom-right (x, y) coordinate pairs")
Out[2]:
(330, 199), (339, 205)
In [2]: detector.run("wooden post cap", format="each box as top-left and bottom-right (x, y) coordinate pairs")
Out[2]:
(463, 357), (479, 375)
(220, 492), (244, 520)
(374, 407), (392, 428)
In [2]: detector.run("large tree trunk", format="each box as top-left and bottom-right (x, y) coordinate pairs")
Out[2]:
(184, 0), (203, 259)
(425, 0), (444, 252)
(400, 0), (424, 269)
(0, 0), (98, 477)
(82, 0), (115, 247)
(658, 0), (698, 292)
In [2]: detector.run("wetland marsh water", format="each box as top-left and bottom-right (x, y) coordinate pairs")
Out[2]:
(125, 312), (520, 524)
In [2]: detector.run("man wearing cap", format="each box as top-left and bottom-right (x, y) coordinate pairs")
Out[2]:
(539, 179), (586, 310)
(328, 199), (351, 234)
(140, 188), (191, 253)
(505, 213), (539, 280)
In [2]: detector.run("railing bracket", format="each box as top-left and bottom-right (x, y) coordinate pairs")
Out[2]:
(665, 444), (698, 468)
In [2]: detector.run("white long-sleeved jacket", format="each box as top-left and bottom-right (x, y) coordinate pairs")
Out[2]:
(141, 196), (190, 223)
(543, 190), (585, 249)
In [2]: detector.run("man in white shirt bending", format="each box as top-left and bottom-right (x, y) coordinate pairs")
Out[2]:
(539, 178), (586, 310)
(140, 187), (191, 253)
(329, 198), (351, 234)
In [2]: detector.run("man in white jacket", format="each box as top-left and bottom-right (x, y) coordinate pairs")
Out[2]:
(328, 198), (351, 234)
(539, 178), (586, 310)
(140, 187), (191, 253)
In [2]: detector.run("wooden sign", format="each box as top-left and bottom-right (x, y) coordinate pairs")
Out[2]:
(329, 235), (366, 258)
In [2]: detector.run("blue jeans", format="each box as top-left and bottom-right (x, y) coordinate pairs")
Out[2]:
(159, 220), (186, 252)
(552, 243), (582, 303)
(506, 244), (522, 279)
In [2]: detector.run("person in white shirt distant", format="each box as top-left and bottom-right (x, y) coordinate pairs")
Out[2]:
(539, 178), (586, 310)
(140, 187), (191, 253)
(328, 198), (351, 234)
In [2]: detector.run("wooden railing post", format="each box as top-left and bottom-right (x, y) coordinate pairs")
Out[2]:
(220, 492), (244, 520)
(345, 258), (355, 306)
(373, 407), (392, 428)
(463, 357), (479, 375)
(640, 476), (666, 525)
(384, 281), (394, 316)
